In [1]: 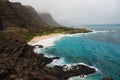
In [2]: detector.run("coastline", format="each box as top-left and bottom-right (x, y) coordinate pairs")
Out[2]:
(27, 32), (98, 78)
(27, 31), (100, 80)
(27, 33), (65, 47)
(0, 32), (96, 80)
(1, 0), (110, 79)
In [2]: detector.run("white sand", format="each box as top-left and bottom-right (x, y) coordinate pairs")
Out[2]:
(27, 33), (65, 47)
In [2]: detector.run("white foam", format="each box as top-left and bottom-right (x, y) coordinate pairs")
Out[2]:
(32, 34), (65, 48)
(47, 58), (98, 79)
(64, 63), (98, 71)
(32, 30), (110, 49)
(47, 57), (98, 72)
(33, 46), (45, 54)
(33, 46), (56, 58)
(60, 30), (110, 38)
(47, 57), (65, 67)
(61, 33), (87, 37)
(44, 53), (56, 58)
(68, 76), (87, 80)
(32, 34), (66, 56)
(32, 32), (99, 72)
(92, 30), (110, 33)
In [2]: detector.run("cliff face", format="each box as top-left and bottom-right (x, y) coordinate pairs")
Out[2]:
(39, 13), (61, 27)
(0, 0), (35, 30)
(0, 0), (61, 31)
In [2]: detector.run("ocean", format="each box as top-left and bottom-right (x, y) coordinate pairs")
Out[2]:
(34, 24), (120, 80)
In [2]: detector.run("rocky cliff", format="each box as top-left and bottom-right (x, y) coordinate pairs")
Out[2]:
(0, 0), (61, 31)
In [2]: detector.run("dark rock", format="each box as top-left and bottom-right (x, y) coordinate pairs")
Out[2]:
(15, 39), (19, 42)
(0, 48), (5, 53)
(35, 45), (44, 48)
(43, 77), (55, 80)
(0, 19), (3, 30)
(52, 57), (60, 59)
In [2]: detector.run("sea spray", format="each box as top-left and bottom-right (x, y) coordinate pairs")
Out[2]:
(47, 57), (66, 67)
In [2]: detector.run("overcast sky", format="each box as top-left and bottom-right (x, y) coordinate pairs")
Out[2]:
(10, 0), (120, 26)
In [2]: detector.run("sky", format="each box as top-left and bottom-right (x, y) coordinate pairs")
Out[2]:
(10, 0), (120, 26)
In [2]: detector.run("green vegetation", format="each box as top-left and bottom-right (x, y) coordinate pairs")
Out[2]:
(0, 25), (91, 42)
(15, 26), (91, 42)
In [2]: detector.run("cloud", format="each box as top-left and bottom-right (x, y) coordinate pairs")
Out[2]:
(10, 0), (120, 26)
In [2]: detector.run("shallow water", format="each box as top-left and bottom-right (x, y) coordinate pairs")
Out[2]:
(36, 24), (120, 80)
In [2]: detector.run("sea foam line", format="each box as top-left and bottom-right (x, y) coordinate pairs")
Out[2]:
(32, 32), (99, 71)
(33, 31), (100, 71)
(32, 34), (65, 48)
(47, 57), (98, 80)
(32, 30), (109, 49)
(62, 30), (111, 38)
(33, 30), (110, 58)
(47, 58), (98, 72)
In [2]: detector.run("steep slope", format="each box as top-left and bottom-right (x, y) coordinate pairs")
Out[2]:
(0, 0), (62, 31)
(0, 0), (45, 30)
(39, 13), (61, 27)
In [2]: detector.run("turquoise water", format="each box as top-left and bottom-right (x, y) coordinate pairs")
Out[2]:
(45, 24), (120, 80)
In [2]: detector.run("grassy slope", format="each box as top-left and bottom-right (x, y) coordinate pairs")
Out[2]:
(15, 26), (91, 42)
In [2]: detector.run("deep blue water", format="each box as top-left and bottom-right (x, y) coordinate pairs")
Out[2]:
(45, 24), (120, 80)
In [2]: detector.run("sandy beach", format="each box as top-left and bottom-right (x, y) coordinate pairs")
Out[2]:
(27, 33), (65, 47)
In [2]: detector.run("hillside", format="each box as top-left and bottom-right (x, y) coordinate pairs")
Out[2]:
(0, 0), (61, 31)
(0, 0), (91, 33)
(39, 13), (61, 27)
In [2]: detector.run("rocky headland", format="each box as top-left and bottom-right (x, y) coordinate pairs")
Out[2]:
(0, 0), (97, 80)
(0, 32), (96, 80)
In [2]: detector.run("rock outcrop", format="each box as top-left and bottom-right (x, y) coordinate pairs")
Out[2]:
(0, 32), (56, 80)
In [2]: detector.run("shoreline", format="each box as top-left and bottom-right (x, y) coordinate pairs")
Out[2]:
(0, 32), (96, 80)
(28, 32), (98, 71)
(27, 30), (95, 47)
(27, 32), (98, 80)
(27, 33), (65, 47)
